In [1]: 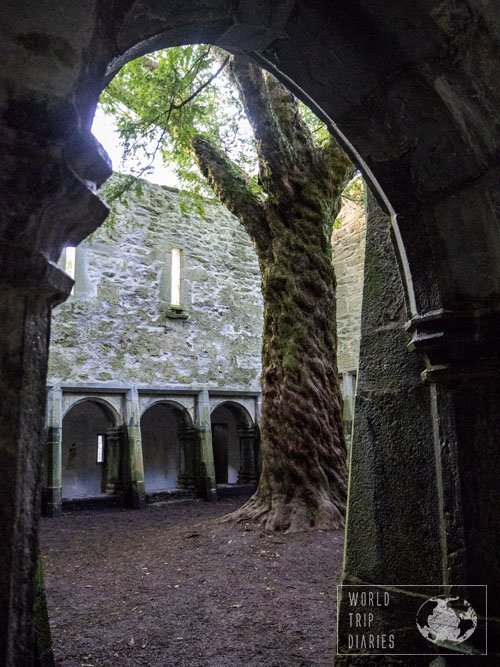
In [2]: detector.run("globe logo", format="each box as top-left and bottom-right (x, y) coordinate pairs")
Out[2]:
(416, 596), (477, 645)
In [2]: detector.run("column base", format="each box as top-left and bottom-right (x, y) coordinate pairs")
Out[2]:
(123, 482), (146, 509)
(196, 467), (217, 501)
(177, 474), (196, 490)
(41, 487), (62, 518)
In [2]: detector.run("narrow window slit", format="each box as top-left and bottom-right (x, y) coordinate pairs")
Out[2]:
(171, 247), (182, 308)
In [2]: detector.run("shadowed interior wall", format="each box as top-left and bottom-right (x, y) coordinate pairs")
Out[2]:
(140, 404), (181, 492)
(48, 179), (263, 389)
(62, 401), (114, 498)
(331, 197), (366, 375)
(48, 178), (363, 392)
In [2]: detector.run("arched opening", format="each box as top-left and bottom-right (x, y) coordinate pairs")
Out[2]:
(210, 402), (258, 486)
(1, 4), (498, 665)
(62, 399), (120, 500)
(140, 401), (193, 494)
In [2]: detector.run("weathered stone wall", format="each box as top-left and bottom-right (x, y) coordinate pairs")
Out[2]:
(331, 198), (366, 375)
(48, 177), (366, 392)
(48, 179), (264, 389)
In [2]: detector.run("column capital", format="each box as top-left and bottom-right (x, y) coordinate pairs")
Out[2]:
(0, 244), (73, 305)
(106, 426), (123, 439)
(406, 307), (500, 383)
(0, 124), (110, 275)
(178, 425), (199, 439)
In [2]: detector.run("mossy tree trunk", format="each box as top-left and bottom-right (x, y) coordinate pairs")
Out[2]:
(192, 55), (354, 531)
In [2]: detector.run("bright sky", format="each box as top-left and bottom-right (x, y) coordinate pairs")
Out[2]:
(91, 107), (179, 187)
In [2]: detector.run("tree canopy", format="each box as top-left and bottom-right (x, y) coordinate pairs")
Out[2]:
(99, 45), (352, 214)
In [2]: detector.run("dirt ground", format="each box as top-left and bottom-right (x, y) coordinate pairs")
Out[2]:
(40, 496), (344, 667)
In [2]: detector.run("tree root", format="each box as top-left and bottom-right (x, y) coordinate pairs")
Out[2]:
(222, 491), (345, 533)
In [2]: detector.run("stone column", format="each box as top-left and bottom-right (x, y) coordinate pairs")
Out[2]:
(336, 196), (445, 665)
(42, 387), (63, 517)
(0, 116), (110, 665)
(237, 426), (258, 484)
(123, 388), (146, 508)
(406, 310), (500, 655)
(103, 427), (123, 494)
(177, 426), (200, 490)
(196, 390), (217, 500)
(336, 193), (498, 663)
(0, 246), (73, 665)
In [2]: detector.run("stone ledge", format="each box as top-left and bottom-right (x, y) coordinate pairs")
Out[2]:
(163, 306), (189, 320)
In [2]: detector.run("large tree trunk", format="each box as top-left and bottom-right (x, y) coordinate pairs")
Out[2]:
(232, 200), (347, 531)
(192, 54), (353, 532)
(105, 47), (354, 531)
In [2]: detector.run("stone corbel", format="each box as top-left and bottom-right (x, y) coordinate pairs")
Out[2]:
(0, 243), (74, 306)
(405, 307), (500, 383)
(160, 304), (189, 320)
(0, 125), (111, 266)
(63, 131), (113, 188)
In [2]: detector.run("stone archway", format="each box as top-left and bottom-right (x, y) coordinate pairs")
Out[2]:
(140, 400), (194, 494)
(210, 401), (258, 486)
(0, 3), (499, 664)
(61, 398), (121, 500)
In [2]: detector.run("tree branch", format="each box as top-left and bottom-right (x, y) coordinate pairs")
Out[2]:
(320, 137), (356, 203)
(191, 135), (271, 253)
(171, 55), (229, 111)
(229, 55), (316, 197)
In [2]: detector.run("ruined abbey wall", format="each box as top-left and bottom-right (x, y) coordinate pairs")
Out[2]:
(48, 178), (365, 391)
(48, 180), (263, 390)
